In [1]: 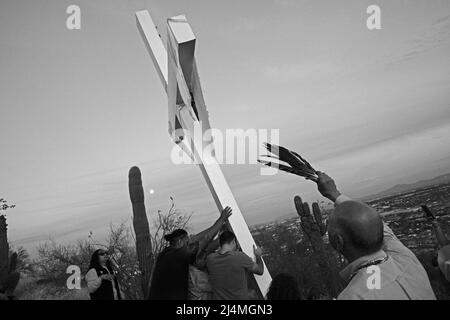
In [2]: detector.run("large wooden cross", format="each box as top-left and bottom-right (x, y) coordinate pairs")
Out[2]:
(135, 10), (272, 297)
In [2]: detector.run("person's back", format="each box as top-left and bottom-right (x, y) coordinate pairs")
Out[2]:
(206, 231), (264, 300)
(207, 250), (254, 300)
(338, 223), (436, 300)
(149, 209), (234, 300)
(149, 245), (193, 300)
(314, 172), (436, 300)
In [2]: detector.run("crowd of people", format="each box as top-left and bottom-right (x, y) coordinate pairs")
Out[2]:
(86, 172), (450, 300)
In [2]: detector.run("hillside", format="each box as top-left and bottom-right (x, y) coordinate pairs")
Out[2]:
(364, 173), (450, 200)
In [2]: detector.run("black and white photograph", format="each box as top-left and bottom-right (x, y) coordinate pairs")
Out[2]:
(1, 0), (450, 308)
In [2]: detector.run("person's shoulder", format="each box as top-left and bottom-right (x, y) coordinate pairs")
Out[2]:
(85, 268), (98, 278)
(228, 250), (244, 256)
(206, 252), (219, 262)
(337, 278), (370, 300)
(338, 271), (379, 300)
(231, 250), (253, 263)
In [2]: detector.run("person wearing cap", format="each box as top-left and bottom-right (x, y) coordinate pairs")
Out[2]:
(312, 171), (436, 300)
(148, 206), (232, 300)
(422, 205), (450, 283)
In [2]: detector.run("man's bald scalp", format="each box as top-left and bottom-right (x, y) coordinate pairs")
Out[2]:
(333, 201), (384, 254)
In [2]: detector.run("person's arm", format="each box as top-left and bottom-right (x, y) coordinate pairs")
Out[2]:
(250, 245), (264, 275)
(189, 207), (232, 246)
(239, 245), (264, 276)
(316, 172), (342, 203)
(195, 237), (222, 270)
(316, 172), (416, 258)
(381, 222), (418, 258)
(85, 269), (102, 294)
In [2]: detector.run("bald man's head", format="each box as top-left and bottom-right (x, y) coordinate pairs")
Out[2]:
(328, 201), (384, 257)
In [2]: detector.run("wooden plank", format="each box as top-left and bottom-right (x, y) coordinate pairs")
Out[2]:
(137, 11), (272, 297)
(167, 17), (212, 145)
(178, 107), (272, 296)
(136, 10), (191, 157)
(135, 10), (168, 90)
(167, 16), (272, 296)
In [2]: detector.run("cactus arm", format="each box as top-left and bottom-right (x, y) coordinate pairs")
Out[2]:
(0, 216), (20, 298)
(311, 202), (327, 236)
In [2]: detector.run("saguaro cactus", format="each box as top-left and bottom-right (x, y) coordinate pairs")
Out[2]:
(294, 196), (341, 297)
(294, 196), (326, 253)
(128, 166), (153, 299)
(0, 215), (20, 299)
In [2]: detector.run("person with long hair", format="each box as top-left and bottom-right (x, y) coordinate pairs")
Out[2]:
(85, 249), (122, 300)
(266, 273), (301, 300)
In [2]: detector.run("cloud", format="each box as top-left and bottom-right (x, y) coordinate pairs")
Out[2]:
(386, 13), (450, 66)
(262, 60), (340, 82)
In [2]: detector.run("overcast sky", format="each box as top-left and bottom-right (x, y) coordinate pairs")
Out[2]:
(1, 0), (450, 253)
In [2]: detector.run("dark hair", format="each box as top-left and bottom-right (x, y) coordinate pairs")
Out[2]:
(266, 273), (301, 300)
(88, 249), (113, 273)
(219, 231), (236, 246)
(164, 229), (188, 245)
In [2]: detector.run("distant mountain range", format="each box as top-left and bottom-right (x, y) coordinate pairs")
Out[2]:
(364, 173), (450, 201)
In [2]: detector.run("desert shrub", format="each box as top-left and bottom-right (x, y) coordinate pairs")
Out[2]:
(150, 197), (192, 258)
(24, 198), (192, 300)
(30, 222), (142, 299)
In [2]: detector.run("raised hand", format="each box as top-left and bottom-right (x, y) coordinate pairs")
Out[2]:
(253, 245), (263, 258)
(220, 206), (232, 220)
(316, 172), (341, 202)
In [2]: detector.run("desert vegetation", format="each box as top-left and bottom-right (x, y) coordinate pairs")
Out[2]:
(3, 176), (450, 300)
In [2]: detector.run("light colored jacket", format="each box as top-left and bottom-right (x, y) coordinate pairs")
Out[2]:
(187, 265), (213, 300)
(336, 195), (436, 300)
(85, 268), (121, 300)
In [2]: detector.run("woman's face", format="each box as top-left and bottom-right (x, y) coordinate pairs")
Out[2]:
(98, 250), (108, 264)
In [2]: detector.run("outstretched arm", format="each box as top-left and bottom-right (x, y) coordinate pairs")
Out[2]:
(189, 206), (232, 246)
(316, 171), (342, 203)
(194, 238), (221, 270)
(421, 205), (450, 247)
(315, 172), (417, 259)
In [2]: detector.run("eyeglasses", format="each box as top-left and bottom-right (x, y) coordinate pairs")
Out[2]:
(98, 252), (107, 256)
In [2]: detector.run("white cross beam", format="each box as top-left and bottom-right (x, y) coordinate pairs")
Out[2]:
(136, 10), (272, 297)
